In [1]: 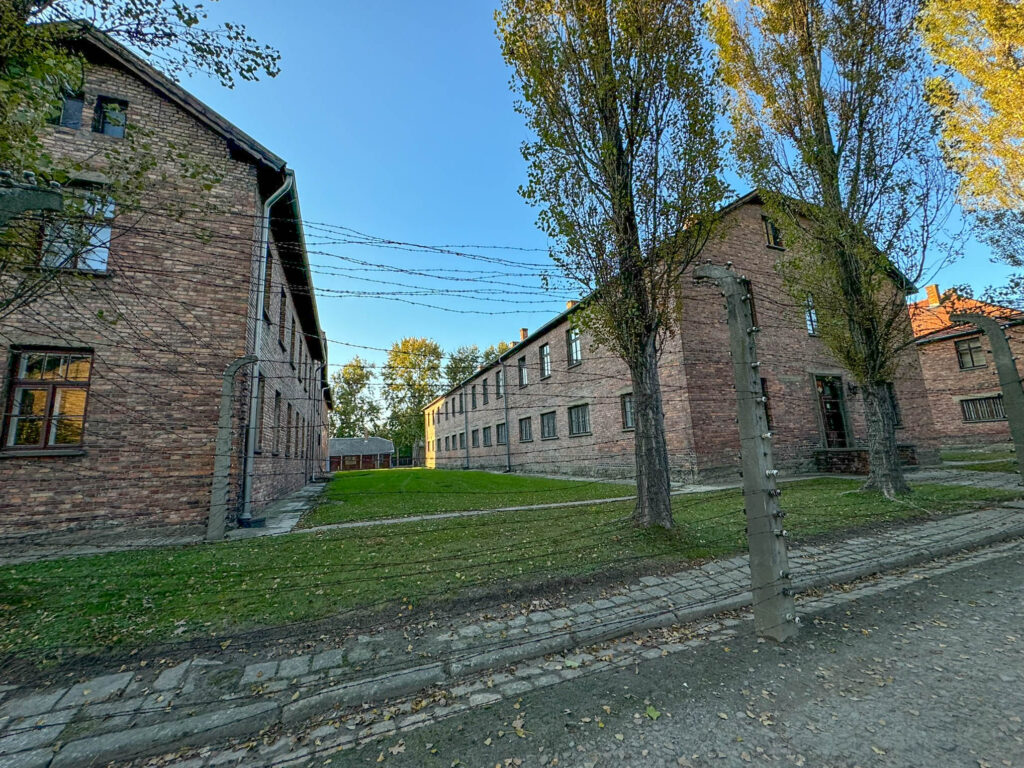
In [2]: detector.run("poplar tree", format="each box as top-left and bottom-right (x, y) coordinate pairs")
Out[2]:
(711, 0), (958, 497)
(497, 0), (728, 528)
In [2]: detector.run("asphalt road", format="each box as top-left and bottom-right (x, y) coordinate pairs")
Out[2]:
(341, 542), (1024, 768)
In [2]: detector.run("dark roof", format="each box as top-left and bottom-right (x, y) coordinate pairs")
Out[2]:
(329, 437), (395, 456)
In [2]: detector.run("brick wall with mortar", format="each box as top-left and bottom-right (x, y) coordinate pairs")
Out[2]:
(425, 199), (939, 481)
(915, 326), (1024, 447)
(0, 51), (325, 538)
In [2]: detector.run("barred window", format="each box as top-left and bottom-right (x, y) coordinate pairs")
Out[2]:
(961, 395), (1005, 423)
(3, 350), (93, 450)
(568, 404), (591, 436)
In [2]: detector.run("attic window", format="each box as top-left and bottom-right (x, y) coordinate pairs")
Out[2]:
(48, 93), (84, 129)
(763, 216), (784, 249)
(94, 97), (128, 138)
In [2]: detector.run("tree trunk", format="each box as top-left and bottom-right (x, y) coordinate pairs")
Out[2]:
(860, 381), (910, 497)
(630, 331), (673, 528)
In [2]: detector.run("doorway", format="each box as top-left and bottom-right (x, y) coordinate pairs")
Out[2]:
(815, 375), (849, 448)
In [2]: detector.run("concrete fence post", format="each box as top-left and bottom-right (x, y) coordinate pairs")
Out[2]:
(208, 355), (258, 542)
(695, 263), (798, 641)
(950, 312), (1024, 481)
(0, 172), (62, 229)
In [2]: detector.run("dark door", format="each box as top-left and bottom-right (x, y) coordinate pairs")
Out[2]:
(360, 454), (375, 470)
(815, 376), (849, 448)
(329, 456), (340, 472)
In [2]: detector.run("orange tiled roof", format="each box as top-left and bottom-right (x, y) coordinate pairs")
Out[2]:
(909, 285), (1022, 342)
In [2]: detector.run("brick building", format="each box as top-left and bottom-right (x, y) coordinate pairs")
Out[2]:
(909, 284), (1023, 447)
(424, 192), (938, 481)
(0, 27), (331, 541)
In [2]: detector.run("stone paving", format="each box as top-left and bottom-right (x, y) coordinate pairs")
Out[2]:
(2, 502), (1023, 768)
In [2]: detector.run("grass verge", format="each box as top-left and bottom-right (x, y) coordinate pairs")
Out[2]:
(941, 449), (1016, 463)
(0, 479), (1017, 664)
(300, 468), (635, 527)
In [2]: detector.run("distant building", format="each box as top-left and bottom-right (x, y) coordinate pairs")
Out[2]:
(424, 192), (939, 481)
(910, 284), (1023, 447)
(329, 437), (395, 471)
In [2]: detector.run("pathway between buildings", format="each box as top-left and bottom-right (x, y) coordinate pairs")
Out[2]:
(2, 501), (1023, 768)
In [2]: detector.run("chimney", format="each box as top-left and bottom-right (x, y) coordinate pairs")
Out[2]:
(925, 284), (941, 307)
(566, 300), (578, 309)
(520, 328), (529, 341)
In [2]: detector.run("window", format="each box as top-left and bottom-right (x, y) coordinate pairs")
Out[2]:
(956, 337), (986, 370)
(48, 92), (84, 129)
(459, 432), (466, 449)
(472, 385), (477, 409)
(763, 216), (784, 249)
(436, 438), (441, 452)
(497, 422), (507, 445)
(94, 96), (128, 138)
(760, 378), (774, 430)
(445, 435), (450, 451)
(539, 344), (551, 378)
(285, 403), (292, 457)
(278, 289), (287, 346)
(459, 392), (465, 413)
(621, 393), (635, 430)
(541, 411), (557, 439)
(41, 189), (115, 272)
(518, 356), (528, 387)
(3, 350), (92, 450)
(519, 416), (533, 442)
(483, 380), (489, 404)
(262, 249), (273, 321)
(496, 369), (504, 398)
(472, 429), (480, 448)
(567, 327), (582, 367)
(568, 404), (591, 436)
(273, 391), (282, 454)
(962, 395), (1005, 422)
(805, 295), (818, 335)
(482, 426), (492, 446)
(289, 317), (296, 367)
(445, 400), (449, 421)
(255, 374), (266, 452)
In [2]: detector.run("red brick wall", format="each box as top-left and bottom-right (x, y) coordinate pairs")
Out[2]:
(0, 56), (324, 538)
(424, 200), (940, 481)
(915, 326), (1023, 446)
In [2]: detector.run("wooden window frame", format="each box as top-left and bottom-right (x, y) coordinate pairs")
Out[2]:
(955, 337), (986, 370)
(2, 349), (93, 453)
(568, 403), (591, 436)
(620, 393), (634, 431)
(519, 416), (533, 442)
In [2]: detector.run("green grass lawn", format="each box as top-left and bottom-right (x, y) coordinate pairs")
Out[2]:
(0, 479), (1017, 664)
(299, 468), (635, 527)
(957, 460), (1020, 473)
(941, 449), (1016, 463)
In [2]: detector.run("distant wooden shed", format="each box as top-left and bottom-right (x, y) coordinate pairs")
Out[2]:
(329, 437), (395, 471)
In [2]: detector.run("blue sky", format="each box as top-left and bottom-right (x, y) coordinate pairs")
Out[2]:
(179, 1), (1014, 380)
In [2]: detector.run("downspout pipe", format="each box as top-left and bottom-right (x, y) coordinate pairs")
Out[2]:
(499, 356), (512, 472)
(463, 383), (470, 469)
(310, 361), (326, 481)
(209, 355), (258, 541)
(242, 171), (295, 519)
